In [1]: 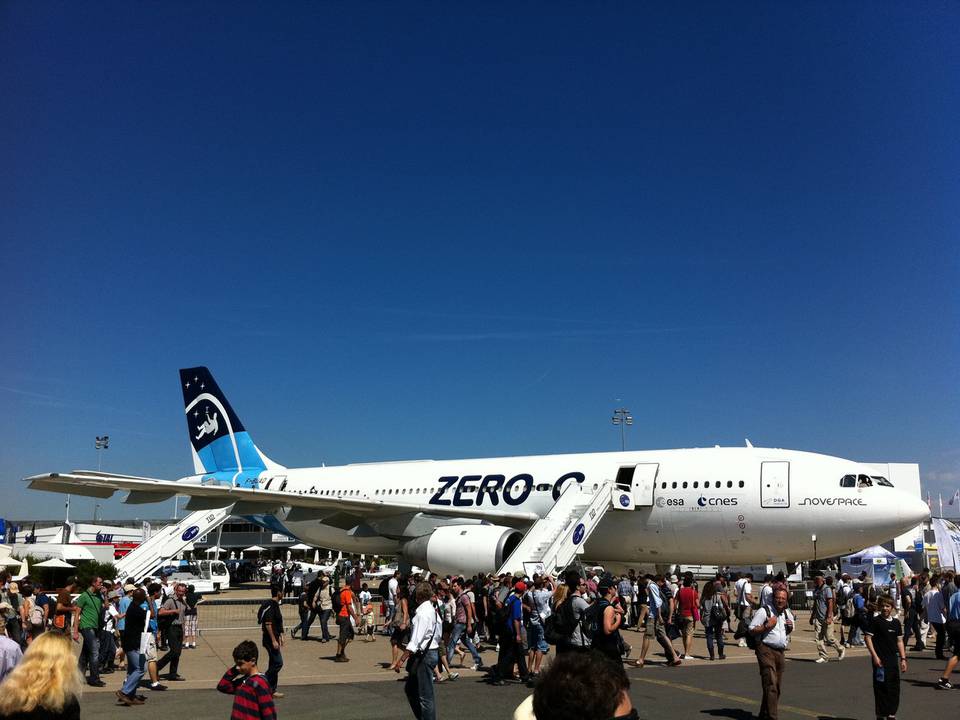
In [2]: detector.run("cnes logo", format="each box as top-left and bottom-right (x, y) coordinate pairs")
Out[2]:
(697, 496), (738, 507)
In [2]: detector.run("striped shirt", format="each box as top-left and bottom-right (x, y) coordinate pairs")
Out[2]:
(217, 668), (277, 720)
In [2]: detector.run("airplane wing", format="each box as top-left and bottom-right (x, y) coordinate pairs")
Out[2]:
(24, 471), (538, 523)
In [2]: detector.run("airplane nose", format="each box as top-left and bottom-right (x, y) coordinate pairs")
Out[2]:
(899, 495), (930, 527)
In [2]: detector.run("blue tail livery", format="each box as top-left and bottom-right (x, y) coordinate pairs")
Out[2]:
(179, 367), (282, 485)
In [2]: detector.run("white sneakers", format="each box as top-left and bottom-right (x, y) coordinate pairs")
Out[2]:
(815, 657), (827, 663)
(838, 647), (846, 661)
(683, 655), (695, 660)
(738, 639), (747, 647)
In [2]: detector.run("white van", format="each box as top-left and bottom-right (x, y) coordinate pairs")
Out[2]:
(197, 559), (231, 591)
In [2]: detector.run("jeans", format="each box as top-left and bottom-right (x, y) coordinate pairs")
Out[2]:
(404, 648), (438, 720)
(848, 623), (864, 646)
(319, 609), (333, 641)
(447, 622), (482, 666)
(294, 606), (315, 639)
(705, 622), (725, 659)
(99, 629), (117, 669)
(156, 624), (183, 677)
(526, 621), (549, 654)
(264, 643), (283, 692)
(121, 651), (145, 697)
(495, 630), (529, 681)
(78, 627), (100, 682)
(385, 601), (396, 628)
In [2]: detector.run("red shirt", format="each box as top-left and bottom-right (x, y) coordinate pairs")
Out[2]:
(338, 587), (354, 618)
(217, 668), (276, 720)
(677, 586), (699, 619)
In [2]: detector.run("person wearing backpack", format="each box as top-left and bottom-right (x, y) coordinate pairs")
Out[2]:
(493, 580), (530, 686)
(639, 575), (681, 667)
(590, 580), (625, 664)
(748, 587), (795, 720)
(700, 580), (729, 660)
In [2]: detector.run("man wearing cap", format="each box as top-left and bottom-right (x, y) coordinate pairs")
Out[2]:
(75, 576), (106, 687)
(493, 580), (530, 686)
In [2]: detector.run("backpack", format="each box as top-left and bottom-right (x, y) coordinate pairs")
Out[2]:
(256, 600), (273, 626)
(544, 596), (577, 645)
(708, 597), (727, 625)
(331, 586), (343, 614)
(839, 587), (855, 619)
(377, 578), (390, 600)
(28, 599), (44, 626)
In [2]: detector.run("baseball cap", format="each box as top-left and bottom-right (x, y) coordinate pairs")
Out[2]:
(514, 581), (527, 593)
(123, 584), (136, 592)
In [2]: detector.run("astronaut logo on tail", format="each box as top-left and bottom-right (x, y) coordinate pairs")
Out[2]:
(195, 408), (219, 440)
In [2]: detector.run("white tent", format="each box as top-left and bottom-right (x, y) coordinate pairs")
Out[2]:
(13, 557), (29, 581)
(841, 545), (899, 585)
(289, 542), (312, 551)
(242, 545), (265, 557)
(205, 546), (224, 556)
(0, 557), (23, 569)
(36, 558), (76, 568)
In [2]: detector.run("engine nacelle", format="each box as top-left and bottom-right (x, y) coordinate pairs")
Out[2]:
(401, 524), (523, 576)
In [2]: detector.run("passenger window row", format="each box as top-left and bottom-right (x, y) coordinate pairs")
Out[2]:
(659, 480), (745, 490)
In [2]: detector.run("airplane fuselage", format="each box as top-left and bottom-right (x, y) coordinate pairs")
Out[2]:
(199, 446), (928, 565)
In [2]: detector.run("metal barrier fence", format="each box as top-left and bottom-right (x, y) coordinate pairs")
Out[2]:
(198, 594), (386, 632)
(196, 589), (821, 632)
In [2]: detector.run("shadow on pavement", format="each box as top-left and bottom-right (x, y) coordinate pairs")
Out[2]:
(700, 708), (754, 720)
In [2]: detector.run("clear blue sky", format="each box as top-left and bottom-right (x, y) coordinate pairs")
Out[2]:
(1, 2), (957, 520)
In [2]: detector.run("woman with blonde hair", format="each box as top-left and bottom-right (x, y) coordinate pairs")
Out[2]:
(0, 631), (82, 719)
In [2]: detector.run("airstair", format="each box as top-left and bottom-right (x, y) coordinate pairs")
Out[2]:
(496, 479), (621, 577)
(114, 506), (233, 581)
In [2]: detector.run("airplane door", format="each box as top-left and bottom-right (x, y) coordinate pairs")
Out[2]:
(613, 463), (658, 508)
(633, 464), (659, 506)
(761, 461), (790, 508)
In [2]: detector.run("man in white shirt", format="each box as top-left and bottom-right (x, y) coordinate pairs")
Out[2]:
(749, 588), (795, 720)
(395, 582), (441, 720)
(735, 574), (754, 647)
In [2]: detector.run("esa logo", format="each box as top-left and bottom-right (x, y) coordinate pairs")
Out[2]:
(697, 496), (739, 507)
(181, 526), (201, 542)
(655, 497), (684, 507)
(618, 494), (632, 508)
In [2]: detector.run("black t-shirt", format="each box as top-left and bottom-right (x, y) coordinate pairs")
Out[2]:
(122, 603), (147, 652)
(260, 600), (283, 648)
(866, 615), (902, 665)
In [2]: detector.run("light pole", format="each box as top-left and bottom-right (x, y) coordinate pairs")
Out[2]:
(95, 435), (109, 471)
(611, 407), (633, 451)
(93, 435), (109, 524)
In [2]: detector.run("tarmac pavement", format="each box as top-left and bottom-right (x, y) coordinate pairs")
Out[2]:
(76, 617), (959, 719)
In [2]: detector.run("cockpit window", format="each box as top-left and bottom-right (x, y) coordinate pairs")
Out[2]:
(840, 475), (856, 488)
(872, 476), (894, 487)
(857, 474), (873, 488)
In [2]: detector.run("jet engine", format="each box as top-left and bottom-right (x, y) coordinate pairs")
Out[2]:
(401, 524), (524, 576)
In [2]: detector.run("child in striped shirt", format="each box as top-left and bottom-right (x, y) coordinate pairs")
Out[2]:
(217, 640), (277, 720)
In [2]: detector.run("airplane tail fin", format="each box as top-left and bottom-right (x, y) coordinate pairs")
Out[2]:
(179, 367), (282, 481)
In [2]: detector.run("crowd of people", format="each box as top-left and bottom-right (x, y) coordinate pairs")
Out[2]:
(0, 568), (205, 715)
(1, 563), (959, 719)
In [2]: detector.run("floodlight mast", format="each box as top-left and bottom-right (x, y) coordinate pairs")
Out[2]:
(611, 407), (633, 451)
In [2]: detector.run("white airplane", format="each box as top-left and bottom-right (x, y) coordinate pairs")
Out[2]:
(26, 367), (930, 576)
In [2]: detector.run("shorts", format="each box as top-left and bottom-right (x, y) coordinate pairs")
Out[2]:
(680, 617), (695, 641)
(526, 622), (549, 653)
(143, 633), (158, 663)
(338, 615), (355, 643)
